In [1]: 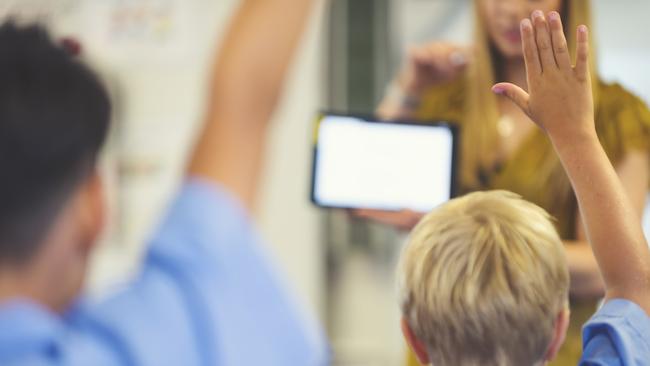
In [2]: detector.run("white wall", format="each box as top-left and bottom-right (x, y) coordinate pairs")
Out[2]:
(591, 0), (650, 237)
(594, 0), (650, 104)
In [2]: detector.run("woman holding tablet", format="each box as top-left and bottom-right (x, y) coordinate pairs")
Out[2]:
(359, 0), (650, 365)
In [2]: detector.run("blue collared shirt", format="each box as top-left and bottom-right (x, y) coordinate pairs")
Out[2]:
(0, 180), (329, 366)
(581, 299), (650, 365)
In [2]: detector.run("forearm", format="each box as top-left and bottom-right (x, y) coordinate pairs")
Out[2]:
(564, 240), (604, 299)
(376, 90), (419, 121)
(376, 100), (414, 121)
(375, 74), (428, 121)
(189, 0), (317, 210)
(493, 12), (650, 310)
(552, 133), (650, 307)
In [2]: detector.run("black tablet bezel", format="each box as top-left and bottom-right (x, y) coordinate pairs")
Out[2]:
(309, 111), (459, 212)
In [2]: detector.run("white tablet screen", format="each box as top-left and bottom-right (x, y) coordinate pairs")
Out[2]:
(312, 114), (456, 212)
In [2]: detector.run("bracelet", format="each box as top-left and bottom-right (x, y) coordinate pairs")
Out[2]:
(384, 82), (422, 111)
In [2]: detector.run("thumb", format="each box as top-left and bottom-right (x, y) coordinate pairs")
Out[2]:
(492, 83), (530, 114)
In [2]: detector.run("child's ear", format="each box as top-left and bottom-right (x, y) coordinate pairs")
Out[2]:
(544, 307), (571, 362)
(401, 317), (431, 365)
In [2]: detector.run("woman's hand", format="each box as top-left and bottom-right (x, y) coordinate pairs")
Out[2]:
(398, 42), (469, 96)
(351, 209), (425, 231)
(377, 42), (469, 120)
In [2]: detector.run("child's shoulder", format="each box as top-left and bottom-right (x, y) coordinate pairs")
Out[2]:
(581, 299), (650, 365)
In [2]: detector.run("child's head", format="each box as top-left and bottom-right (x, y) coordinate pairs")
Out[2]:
(0, 23), (110, 312)
(398, 191), (570, 366)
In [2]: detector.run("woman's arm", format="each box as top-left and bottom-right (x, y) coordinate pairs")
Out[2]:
(376, 43), (468, 121)
(376, 83), (422, 121)
(567, 151), (649, 299)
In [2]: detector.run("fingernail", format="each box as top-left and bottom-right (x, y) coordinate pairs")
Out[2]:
(532, 10), (544, 20)
(449, 51), (467, 66)
(521, 18), (532, 31)
(578, 25), (588, 34)
(492, 86), (505, 95)
(548, 11), (560, 22)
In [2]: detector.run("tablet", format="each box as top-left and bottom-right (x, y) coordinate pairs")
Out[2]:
(310, 113), (458, 213)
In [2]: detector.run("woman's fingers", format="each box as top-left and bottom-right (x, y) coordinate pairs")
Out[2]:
(532, 10), (557, 71)
(548, 11), (572, 71)
(352, 209), (422, 230)
(409, 46), (429, 66)
(411, 43), (466, 70)
(521, 18), (541, 76)
(575, 25), (590, 80)
(427, 44), (465, 72)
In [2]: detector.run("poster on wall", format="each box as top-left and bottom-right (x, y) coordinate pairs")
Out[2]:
(0, 0), (79, 25)
(80, 0), (199, 67)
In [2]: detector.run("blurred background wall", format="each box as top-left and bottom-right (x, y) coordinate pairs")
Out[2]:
(1, 1), (649, 365)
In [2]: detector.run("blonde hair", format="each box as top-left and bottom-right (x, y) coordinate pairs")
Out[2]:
(398, 191), (569, 366)
(462, 0), (598, 196)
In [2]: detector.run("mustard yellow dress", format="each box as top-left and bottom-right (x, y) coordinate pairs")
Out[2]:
(405, 79), (650, 366)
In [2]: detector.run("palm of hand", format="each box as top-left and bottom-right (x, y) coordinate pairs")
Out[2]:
(493, 11), (596, 144)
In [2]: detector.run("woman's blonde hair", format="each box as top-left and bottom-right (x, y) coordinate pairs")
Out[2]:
(462, 0), (598, 195)
(398, 190), (569, 365)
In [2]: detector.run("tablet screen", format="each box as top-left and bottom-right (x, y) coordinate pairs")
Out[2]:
(311, 114), (457, 212)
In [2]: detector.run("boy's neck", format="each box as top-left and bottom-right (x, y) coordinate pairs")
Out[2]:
(0, 267), (48, 306)
(0, 255), (73, 314)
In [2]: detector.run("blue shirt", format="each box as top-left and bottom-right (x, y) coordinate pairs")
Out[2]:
(581, 299), (650, 365)
(0, 180), (329, 366)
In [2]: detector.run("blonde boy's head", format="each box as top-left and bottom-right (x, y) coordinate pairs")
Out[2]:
(398, 191), (570, 366)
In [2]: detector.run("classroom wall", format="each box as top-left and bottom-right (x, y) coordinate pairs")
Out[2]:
(590, 0), (650, 234)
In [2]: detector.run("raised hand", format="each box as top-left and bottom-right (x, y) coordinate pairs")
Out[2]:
(496, 10), (650, 312)
(188, 0), (317, 210)
(492, 10), (594, 146)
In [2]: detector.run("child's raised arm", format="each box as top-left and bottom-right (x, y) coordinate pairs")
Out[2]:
(493, 10), (650, 313)
(188, 0), (318, 211)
